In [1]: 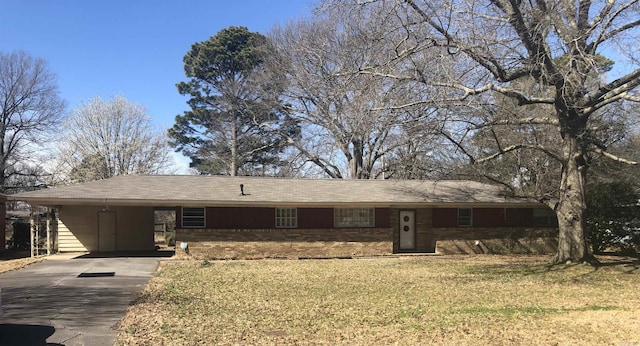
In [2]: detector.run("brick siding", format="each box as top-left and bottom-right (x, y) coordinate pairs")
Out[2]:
(433, 227), (557, 254)
(176, 227), (393, 259)
(176, 207), (558, 259)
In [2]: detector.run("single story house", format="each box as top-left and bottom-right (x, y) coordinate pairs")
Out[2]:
(7, 175), (558, 258)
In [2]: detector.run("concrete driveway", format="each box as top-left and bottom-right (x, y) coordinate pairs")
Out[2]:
(0, 253), (163, 346)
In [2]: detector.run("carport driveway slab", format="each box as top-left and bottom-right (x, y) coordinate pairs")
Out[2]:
(0, 255), (160, 346)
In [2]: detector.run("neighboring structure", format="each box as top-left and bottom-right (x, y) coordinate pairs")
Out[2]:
(0, 194), (5, 251)
(7, 175), (557, 258)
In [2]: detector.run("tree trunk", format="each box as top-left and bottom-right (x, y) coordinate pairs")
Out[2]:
(231, 113), (238, 176)
(552, 136), (596, 264)
(349, 139), (365, 179)
(0, 165), (5, 194)
(0, 132), (6, 193)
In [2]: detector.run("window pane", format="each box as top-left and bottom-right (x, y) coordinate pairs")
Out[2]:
(334, 208), (375, 227)
(276, 208), (297, 228)
(183, 208), (204, 217)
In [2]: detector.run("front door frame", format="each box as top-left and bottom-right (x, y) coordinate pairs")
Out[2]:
(399, 209), (416, 251)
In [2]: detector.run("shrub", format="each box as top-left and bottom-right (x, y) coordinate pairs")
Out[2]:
(165, 231), (176, 247)
(586, 182), (640, 254)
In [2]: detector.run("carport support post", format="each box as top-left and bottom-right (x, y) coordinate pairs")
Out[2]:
(29, 212), (34, 258)
(46, 208), (51, 256)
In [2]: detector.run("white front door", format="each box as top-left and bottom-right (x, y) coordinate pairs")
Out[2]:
(98, 212), (116, 252)
(399, 210), (416, 250)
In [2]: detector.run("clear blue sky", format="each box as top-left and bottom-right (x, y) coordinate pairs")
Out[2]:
(0, 0), (315, 130)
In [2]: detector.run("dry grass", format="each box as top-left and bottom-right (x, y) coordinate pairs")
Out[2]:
(0, 254), (43, 274)
(116, 255), (640, 345)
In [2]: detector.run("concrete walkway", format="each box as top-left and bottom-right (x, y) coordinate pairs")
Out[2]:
(0, 253), (162, 346)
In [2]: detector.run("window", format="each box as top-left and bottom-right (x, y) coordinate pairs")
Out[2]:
(458, 208), (472, 227)
(276, 208), (297, 228)
(334, 208), (375, 227)
(182, 207), (205, 228)
(533, 208), (556, 227)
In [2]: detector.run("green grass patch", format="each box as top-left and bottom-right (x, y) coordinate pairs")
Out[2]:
(458, 305), (562, 316)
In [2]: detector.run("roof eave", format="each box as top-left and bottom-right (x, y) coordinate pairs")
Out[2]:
(8, 196), (545, 209)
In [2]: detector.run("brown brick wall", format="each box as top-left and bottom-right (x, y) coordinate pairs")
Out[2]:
(433, 208), (543, 227)
(473, 208), (533, 227)
(177, 207), (391, 229)
(433, 226), (556, 240)
(176, 227), (393, 259)
(391, 207), (556, 255)
(434, 227), (557, 254)
(176, 207), (557, 259)
(297, 208), (333, 228)
(206, 207), (275, 229)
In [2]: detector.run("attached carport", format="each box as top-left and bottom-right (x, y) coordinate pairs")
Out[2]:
(7, 179), (179, 254)
(55, 204), (156, 253)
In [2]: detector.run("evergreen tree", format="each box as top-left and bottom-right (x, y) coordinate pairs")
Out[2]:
(169, 26), (298, 176)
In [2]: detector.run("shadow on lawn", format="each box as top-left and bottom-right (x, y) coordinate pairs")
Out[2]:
(539, 253), (640, 276)
(464, 253), (639, 277)
(591, 253), (639, 273)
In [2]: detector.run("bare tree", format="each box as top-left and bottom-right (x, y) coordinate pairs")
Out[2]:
(0, 50), (66, 192)
(382, 107), (465, 179)
(350, 0), (640, 263)
(57, 95), (171, 182)
(269, 6), (441, 179)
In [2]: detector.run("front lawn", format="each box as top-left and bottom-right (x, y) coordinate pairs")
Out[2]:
(116, 255), (639, 345)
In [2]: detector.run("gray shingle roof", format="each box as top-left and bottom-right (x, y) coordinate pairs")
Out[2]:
(8, 175), (540, 207)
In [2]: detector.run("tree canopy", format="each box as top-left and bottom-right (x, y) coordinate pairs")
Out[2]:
(336, 0), (640, 263)
(57, 95), (171, 183)
(0, 50), (66, 192)
(169, 26), (299, 176)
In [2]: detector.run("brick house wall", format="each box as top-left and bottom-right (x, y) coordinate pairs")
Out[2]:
(432, 208), (536, 227)
(390, 208), (557, 255)
(176, 206), (557, 259)
(176, 206), (390, 229)
(177, 227), (393, 259)
(433, 227), (557, 254)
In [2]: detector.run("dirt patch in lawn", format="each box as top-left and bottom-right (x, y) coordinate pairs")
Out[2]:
(116, 255), (640, 345)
